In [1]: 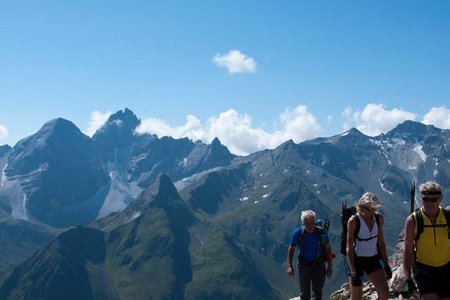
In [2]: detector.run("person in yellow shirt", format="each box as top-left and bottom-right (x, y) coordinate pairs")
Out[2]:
(403, 181), (450, 300)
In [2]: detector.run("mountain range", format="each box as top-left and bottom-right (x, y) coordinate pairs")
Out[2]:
(0, 108), (449, 299)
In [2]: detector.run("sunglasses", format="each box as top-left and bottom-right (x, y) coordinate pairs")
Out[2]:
(422, 197), (439, 203)
(361, 206), (374, 211)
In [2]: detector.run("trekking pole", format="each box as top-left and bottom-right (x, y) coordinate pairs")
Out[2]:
(410, 182), (415, 214)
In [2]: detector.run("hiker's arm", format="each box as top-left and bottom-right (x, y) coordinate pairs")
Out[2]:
(403, 215), (415, 280)
(377, 215), (389, 266)
(287, 245), (296, 275)
(323, 241), (333, 277)
(346, 217), (357, 275)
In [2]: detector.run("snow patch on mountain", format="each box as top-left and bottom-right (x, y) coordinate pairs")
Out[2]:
(174, 166), (223, 190)
(391, 138), (406, 145)
(1, 163), (7, 186)
(433, 158), (439, 166)
(182, 157), (188, 168)
(1, 175), (29, 220)
(379, 179), (393, 195)
(413, 144), (427, 162)
(98, 160), (138, 218)
(12, 194), (28, 220)
(370, 139), (382, 147)
(130, 211), (141, 221)
(113, 119), (123, 126)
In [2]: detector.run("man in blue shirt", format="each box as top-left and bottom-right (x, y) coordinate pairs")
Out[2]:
(287, 210), (333, 300)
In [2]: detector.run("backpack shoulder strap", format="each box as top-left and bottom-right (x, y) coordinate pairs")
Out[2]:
(352, 214), (361, 238)
(298, 226), (305, 258)
(442, 208), (450, 238)
(374, 212), (381, 226)
(298, 226), (305, 244)
(315, 226), (323, 258)
(413, 208), (424, 241)
(443, 208), (450, 225)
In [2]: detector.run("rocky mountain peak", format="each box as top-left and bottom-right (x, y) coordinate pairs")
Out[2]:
(107, 108), (140, 128)
(346, 127), (364, 135)
(208, 137), (234, 163)
(129, 173), (182, 211)
(6, 118), (91, 175)
(92, 108), (141, 149)
(384, 120), (429, 141)
(26, 118), (85, 145)
(210, 137), (222, 148)
(0, 145), (11, 157)
(332, 127), (367, 143)
(278, 139), (296, 148)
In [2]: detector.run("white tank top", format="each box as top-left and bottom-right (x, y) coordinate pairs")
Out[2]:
(354, 213), (379, 257)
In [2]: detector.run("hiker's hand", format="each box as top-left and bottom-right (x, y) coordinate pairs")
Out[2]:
(406, 279), (416, 294)
(384, 265), (392, 279)
(287, 265), (295, 276)
(351, 274), (362, 287)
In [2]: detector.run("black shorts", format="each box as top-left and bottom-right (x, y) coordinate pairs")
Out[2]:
(413, 260), (450, 297)
(348, 254), (382, 277)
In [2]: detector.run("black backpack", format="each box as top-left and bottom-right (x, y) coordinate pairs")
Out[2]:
(340, 203), (380, 255)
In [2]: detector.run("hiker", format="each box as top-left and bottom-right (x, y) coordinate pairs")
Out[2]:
(346, 192), (390, 300)
(287, 210), (333, 300)
(403, 181), (450, 299)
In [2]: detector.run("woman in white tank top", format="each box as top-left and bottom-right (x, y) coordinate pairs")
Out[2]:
(354, 212), (379, 257)
(346, 192), (390, 300)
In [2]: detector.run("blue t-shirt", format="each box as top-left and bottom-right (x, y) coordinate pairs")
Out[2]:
(290, 226), (329, 263)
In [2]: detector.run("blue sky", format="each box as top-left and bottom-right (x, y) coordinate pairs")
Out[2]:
(1, 1), (450, 155)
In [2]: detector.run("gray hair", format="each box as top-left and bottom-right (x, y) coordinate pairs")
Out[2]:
(301, 210), (316, 224)
(419, 181), (442, 197)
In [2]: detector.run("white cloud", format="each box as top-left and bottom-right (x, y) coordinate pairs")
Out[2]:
(422, 106), (450, 129)
(327, 115), (333, 125)
(212, 50), (257, 74)
(276, 106), (321, 145)
(0, 124), (9, 140)
(86, 111), (112, 137)
(135, 115), (206, 142)
(341, 103), (416, 136)
(135, 106), (321, 156)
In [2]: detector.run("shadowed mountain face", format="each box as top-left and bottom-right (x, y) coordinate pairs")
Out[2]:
(0, 219), (57, 274)
(0, 117), (449, 299)
(0, 174), (282, 299)
(0, 226), (107, 300)
(4, 118), (110, 227)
